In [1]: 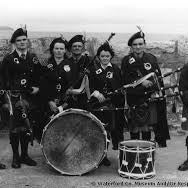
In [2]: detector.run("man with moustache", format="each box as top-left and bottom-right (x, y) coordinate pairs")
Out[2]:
(121, 29), (170, 147)
(1, 27), (43, 168)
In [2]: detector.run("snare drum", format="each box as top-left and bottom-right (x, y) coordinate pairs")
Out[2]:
(40, 108), (107, 175)
(118, 140), (156, 179)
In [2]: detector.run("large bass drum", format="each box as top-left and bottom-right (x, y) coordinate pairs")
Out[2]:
(40, 108), (107, 175)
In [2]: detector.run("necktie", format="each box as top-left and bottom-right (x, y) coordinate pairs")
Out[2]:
(20, 54), (26, 60)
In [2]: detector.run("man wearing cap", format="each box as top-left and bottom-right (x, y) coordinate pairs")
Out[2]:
(62, 35), (91, 109)
(1, 27), (43, 168)
(121, 29), (170, 147)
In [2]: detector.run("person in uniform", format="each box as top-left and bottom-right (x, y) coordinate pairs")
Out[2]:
(37, 37), (69, 141)
(0, 91), (6, 169)
(179, 64), (188, 131)
(178, 64), (188, 170)
(121, 29), (170, 147)
(1, 27), (43, 168)
(63, 35), (91, 109)
(88, 42), (124, 166)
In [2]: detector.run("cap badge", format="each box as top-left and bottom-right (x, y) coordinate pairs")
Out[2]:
(106, 71), (113, 79)
(47, 64), (53, 70)
(96, 68), (102, 74)
(64, 65), (70, 72)
(14, 58), (19, 64)
(33, 57), (38, 64)
(129, 57), (135, 64)
(56, 83), (61, 90)
(144, 62), (152, 70)
(21, 79), (27, 85)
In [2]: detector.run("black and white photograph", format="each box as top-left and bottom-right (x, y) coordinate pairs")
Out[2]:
(0, 0), (188, 187)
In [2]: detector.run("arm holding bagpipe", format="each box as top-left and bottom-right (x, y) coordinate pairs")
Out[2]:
(97, 68), (182, 108)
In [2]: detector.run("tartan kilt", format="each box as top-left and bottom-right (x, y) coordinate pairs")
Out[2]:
(128, 102), (157, 133)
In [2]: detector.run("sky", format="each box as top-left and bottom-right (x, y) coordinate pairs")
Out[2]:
(0, 0), (188, 34)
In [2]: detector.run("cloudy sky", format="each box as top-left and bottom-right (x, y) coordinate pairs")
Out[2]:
(0, 0), (188, 34)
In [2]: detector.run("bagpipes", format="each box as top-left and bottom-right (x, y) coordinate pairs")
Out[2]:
(1, 89), (34, 146)
(158, 67), (182, 113)
(90, 67), (183, 124)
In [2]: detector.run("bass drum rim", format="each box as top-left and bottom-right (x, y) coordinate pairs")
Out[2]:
(40, 108), (108, 175)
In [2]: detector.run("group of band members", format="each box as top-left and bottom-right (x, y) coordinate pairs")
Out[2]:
(0, 27), (170, 169)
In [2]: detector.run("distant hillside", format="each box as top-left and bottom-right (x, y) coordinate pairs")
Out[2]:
(0, 26), (13, 31)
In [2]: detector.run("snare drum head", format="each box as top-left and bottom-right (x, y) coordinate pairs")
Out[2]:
(119, 140), (155, 149)
(41, 109), (107, 175)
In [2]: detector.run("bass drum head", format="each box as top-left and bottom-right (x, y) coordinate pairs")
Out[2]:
(41, 109), (107, 175)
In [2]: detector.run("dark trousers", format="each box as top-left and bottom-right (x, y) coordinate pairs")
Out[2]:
(9, 131), (30, 159)
(130, 131), (151, 141)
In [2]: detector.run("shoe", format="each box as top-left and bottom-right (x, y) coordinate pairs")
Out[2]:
(20, 156), (37, 166)
(12, 157), (21, 168)
(0, 163), (6, 169)
(178, 160), (188, 171)
(100, 157), (111, 166)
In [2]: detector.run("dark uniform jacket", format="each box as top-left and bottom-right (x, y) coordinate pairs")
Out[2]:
(121, 52), (163, 105)
(179, 64), (188, 106)
(88, 61), (124, 143)
(1, 50), (42, 92)
(62, 55), (91, 88)
(40, 58), (69, 104)
(89, 61), (122, 106)
(62, 55), (91, 109)
(1, 50), (44, 132)
(179, 64), (188, 130)
(121, 52), (170, 140)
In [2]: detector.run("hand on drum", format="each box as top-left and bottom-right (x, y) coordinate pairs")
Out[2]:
(97, 93), (106, 103)
(91, 90), (106, 103)
(141, 80), (153, 88)
(48, 101), (58, 113)
(66, 88), (73, 95)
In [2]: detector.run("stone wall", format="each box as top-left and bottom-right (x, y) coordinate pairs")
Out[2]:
(0, 36), (187, 70)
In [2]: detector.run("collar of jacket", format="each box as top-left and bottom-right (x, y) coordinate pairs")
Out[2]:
(15, 49), (27, 58)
